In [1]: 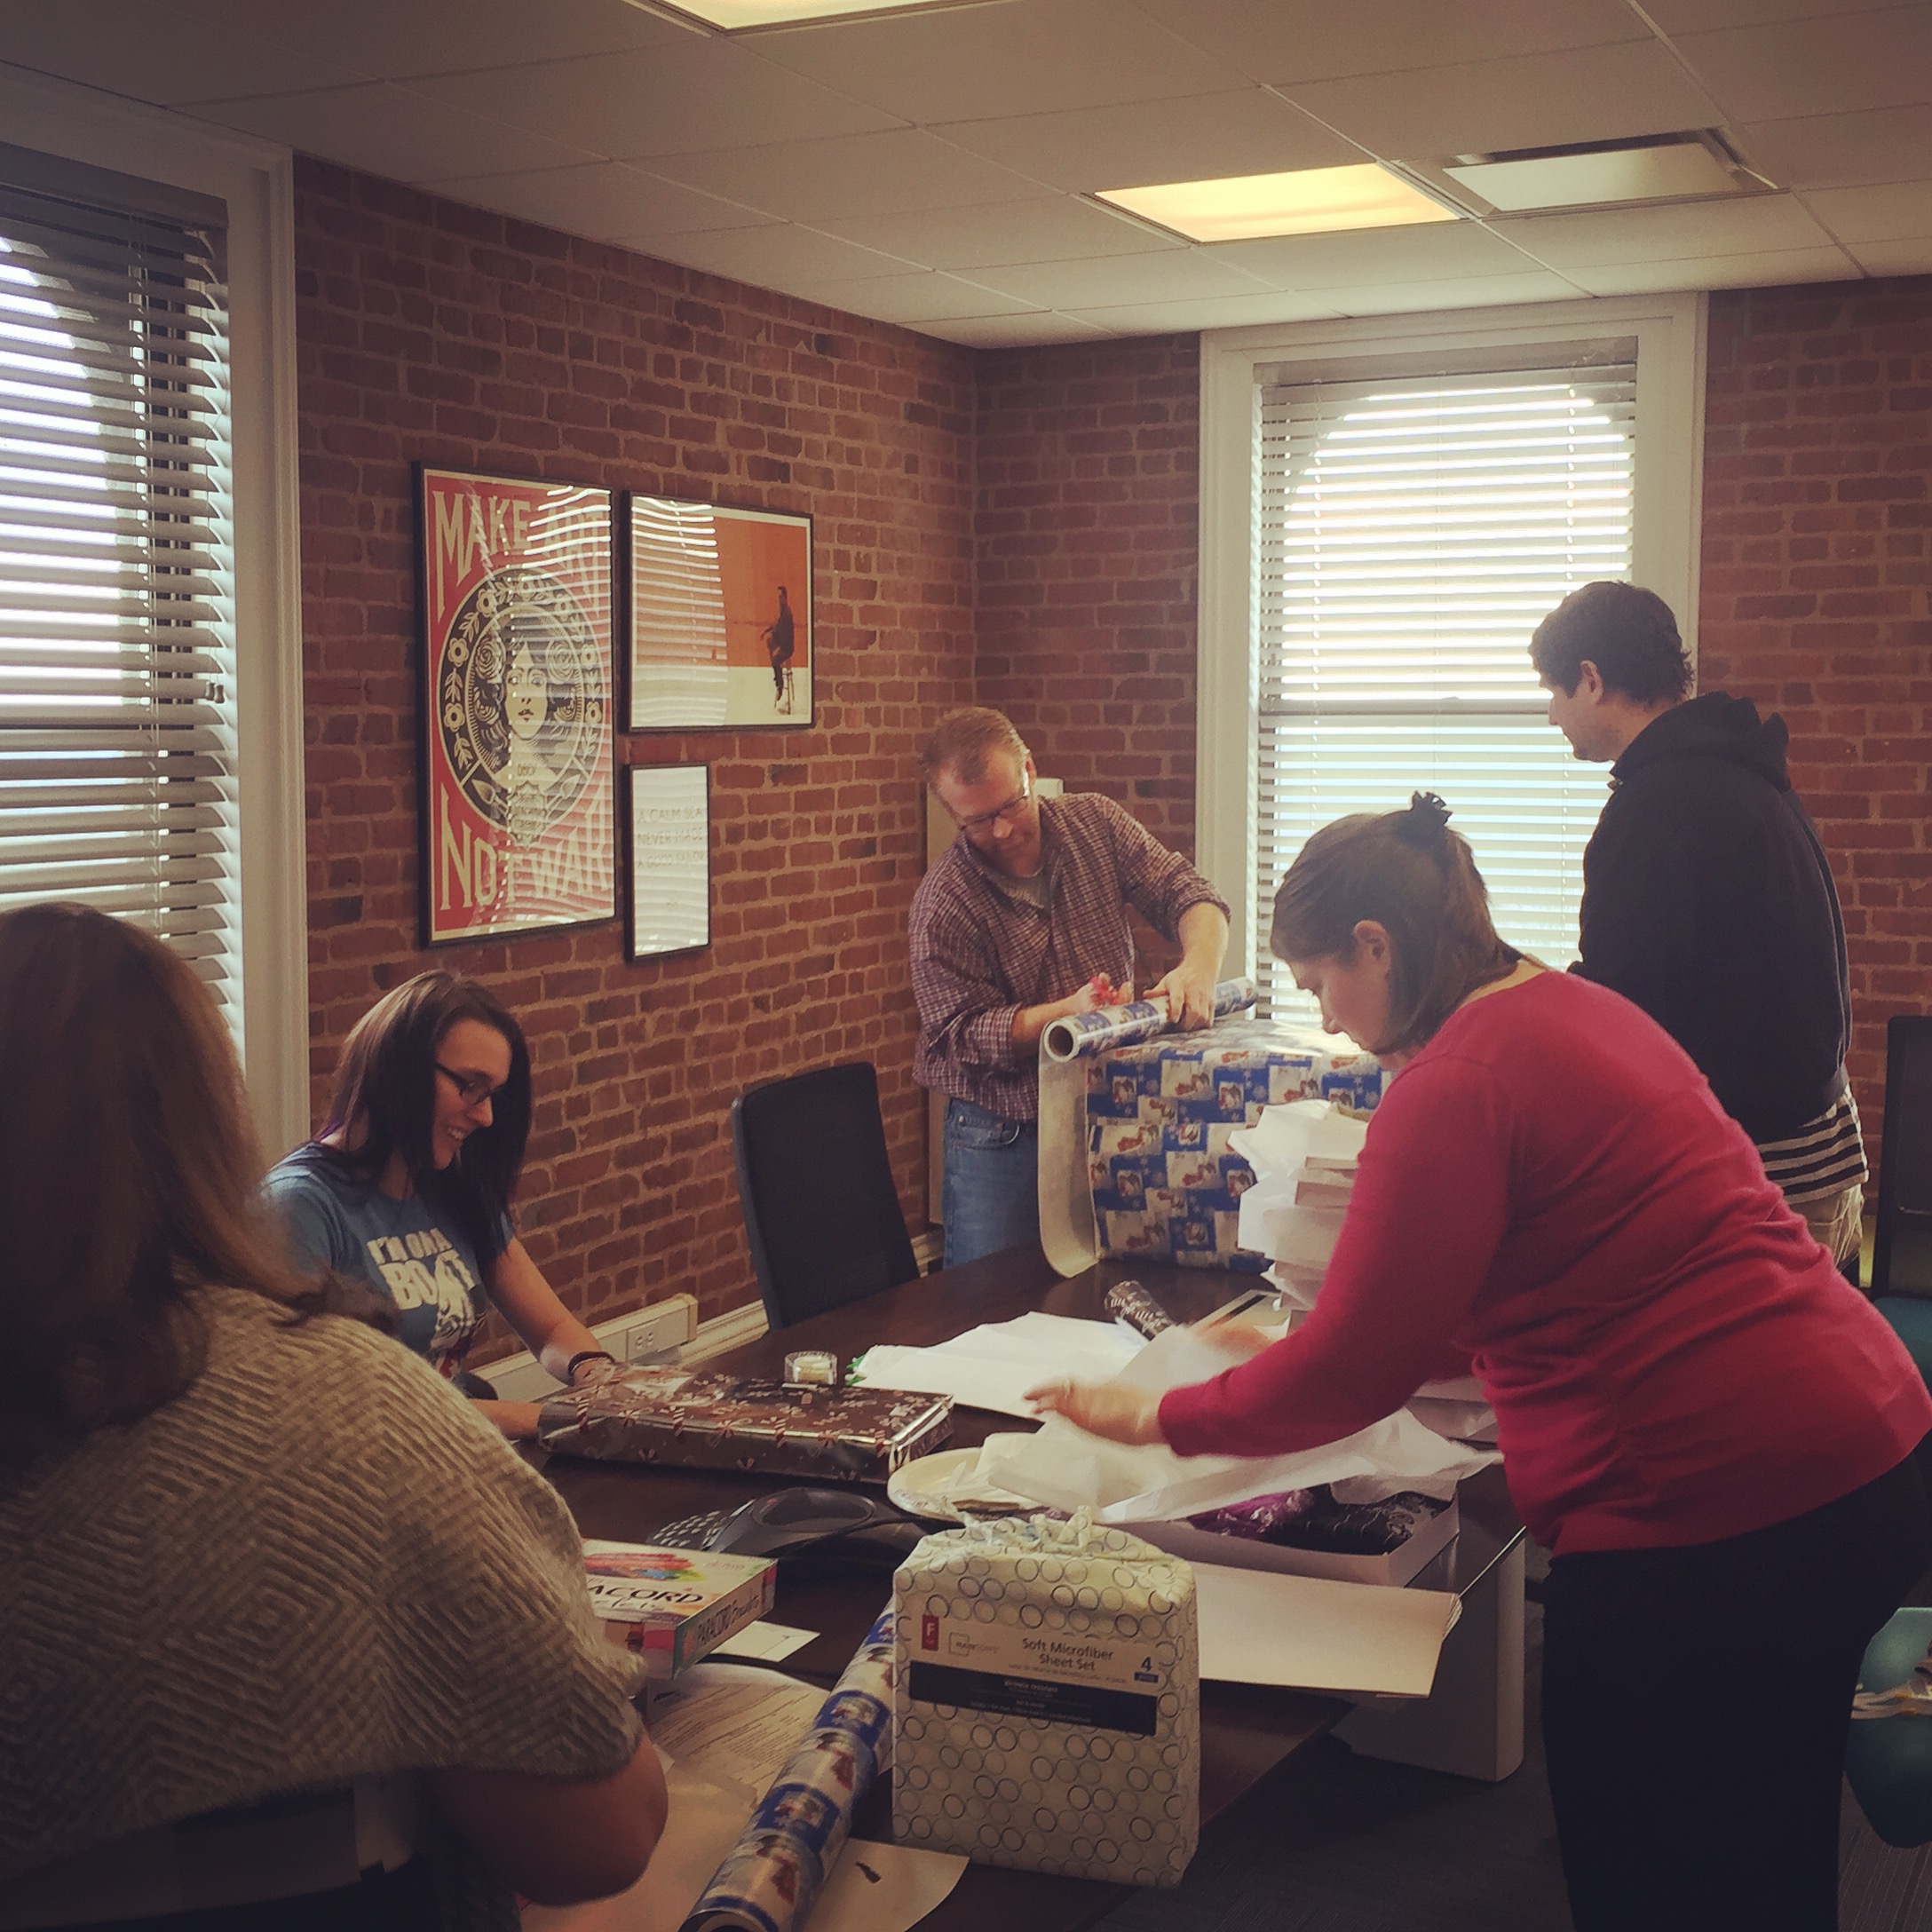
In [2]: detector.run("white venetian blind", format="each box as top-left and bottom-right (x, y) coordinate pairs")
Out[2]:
(0, 171), (236, 1004)
(1255, 363), (1634, 1023)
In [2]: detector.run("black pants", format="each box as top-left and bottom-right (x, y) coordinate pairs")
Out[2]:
(1541, 1450), (1932, 1932)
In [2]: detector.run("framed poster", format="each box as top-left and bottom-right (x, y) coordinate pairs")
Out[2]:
(416, 467), (615, 946)
(627, 495), (812, 729)
(626, 764), (710, 961)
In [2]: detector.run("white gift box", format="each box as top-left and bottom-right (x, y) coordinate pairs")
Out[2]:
(1131, 1493), (1460, 1589)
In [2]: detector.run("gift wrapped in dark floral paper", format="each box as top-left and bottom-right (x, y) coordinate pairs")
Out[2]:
(535, 1361), (953, 1480)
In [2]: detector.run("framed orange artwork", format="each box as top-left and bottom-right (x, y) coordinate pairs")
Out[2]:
(415, 466), (615, 946)
(627, 495), (812, 730)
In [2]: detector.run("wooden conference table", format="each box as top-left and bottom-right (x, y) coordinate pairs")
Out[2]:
(537, 1250), (1523, 1932)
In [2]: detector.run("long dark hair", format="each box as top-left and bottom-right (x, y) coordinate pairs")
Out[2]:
(319, 972), (532, 1264)
(0, 904), (307, 1473)
(1271, 794), (1520, 1057)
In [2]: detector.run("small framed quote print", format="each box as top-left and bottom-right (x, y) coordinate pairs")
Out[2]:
(627, 495), (812, 729)
(626, 764), (710, 961)
(416, 466), (615, 946)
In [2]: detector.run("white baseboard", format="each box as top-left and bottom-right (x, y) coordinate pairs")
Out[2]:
(481, 1295), (770, 1403)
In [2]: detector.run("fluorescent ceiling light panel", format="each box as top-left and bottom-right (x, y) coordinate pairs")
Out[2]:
(1444, 139), (1748, 212)
(651, 0), (957, 26)
(1097, 163), (1458, 243)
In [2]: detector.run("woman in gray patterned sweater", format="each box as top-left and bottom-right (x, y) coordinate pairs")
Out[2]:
(0, 904), (666, 1931)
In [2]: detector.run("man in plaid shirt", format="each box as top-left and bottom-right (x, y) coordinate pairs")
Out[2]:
(911, 708), (1229, 1266)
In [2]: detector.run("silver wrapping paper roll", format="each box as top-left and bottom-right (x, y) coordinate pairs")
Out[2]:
(679, 1610), (895, 1932)
(1039, 977), (1257, 1064)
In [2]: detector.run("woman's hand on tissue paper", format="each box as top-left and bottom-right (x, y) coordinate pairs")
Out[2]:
(1024, 1377), (1167, 1445)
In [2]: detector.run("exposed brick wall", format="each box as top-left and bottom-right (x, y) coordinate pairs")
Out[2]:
(974, 337), (1204, 984)
(1699, 275), (1932, 1177)
(294, 158), (976, 1345)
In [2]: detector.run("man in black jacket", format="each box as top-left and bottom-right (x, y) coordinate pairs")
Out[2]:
(1531, 581), (1865, 1266)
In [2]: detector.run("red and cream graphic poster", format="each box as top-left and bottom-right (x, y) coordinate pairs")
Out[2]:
(416, 468), (615, 946)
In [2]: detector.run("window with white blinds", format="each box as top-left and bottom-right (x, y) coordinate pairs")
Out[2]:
(0, 174), (235, 1006)
(1255, 364), (1633, 1023)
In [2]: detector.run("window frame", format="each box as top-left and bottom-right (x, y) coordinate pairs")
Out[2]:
(1197, 292), (1707, 982)
(0, 64), (306, 1152)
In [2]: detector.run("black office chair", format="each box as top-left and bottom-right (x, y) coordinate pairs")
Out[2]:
(1871, 1017), (1932, 1382)
(731, 1061), (921, 1331)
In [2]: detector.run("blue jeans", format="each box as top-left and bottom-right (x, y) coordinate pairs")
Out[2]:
(941, 1097), (1040, 1269)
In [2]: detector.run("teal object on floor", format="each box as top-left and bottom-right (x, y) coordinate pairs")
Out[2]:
(1848, 1606), (1932, 1847)
(1876, 1296), (1932, 1388)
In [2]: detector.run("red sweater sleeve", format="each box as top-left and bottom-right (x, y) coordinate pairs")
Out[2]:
(1160, 1052), (1508, 1457)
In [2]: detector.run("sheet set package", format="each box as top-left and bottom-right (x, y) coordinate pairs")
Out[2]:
(1083, 1021), (1383, 1271)
(891, 1515), (1199, 1888)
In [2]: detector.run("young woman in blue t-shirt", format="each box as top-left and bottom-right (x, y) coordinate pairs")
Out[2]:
(266, 972), (616, 1437)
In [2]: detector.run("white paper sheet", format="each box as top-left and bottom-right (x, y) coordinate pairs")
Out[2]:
(852, 1311), (1143, 1418)
(1192, 1564), (1460, 1698)
(812, 1841), (967, 1932)
(709, 1621), (817, 1664)
(646, 1663), (830, 1799)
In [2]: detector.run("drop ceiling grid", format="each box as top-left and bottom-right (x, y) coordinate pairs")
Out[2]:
(0, 0), (1926, 345)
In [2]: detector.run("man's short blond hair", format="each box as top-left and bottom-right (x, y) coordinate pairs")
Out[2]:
(920, 708), (1029, 788)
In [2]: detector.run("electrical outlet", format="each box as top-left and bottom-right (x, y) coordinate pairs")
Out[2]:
(624, 1293), (698, 1362)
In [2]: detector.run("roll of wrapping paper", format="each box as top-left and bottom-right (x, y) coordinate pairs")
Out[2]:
(1039, 977), (1258, 1064)
(679, 1610), (895, 1932)
(1104, 1278), (1176, 1339)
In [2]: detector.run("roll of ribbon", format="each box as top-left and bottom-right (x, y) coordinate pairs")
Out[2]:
(679, 1611), (896, 1932)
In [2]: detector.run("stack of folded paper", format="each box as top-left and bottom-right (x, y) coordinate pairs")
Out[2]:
(1225, 1098), (1371, 1306)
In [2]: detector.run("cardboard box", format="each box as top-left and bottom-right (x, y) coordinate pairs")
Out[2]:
(583, 1541), (778, 1679)
(1132, 1494), (1459, 1589)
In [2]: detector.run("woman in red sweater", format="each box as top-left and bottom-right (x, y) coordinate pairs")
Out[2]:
(1032, 794), (1932, 1932)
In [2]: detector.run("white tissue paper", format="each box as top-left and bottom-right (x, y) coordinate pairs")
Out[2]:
(976, 1322), (1497, 1522)
(892, 1513), (1198, 1887)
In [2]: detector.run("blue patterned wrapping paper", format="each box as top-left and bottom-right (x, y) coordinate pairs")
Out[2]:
(1040, 977), (1256, 1063)
(680, 1611), (895, 1932)
(1085, 1019), (1385, 1271)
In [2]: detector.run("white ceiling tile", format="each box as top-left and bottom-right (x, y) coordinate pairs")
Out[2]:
(180, 83), (599, 179)
(181, 0), (692, 80)
(747, 0), (1243, 123)
(1492, 194), (1833, 269)
(1672, 7), (1932, 123)
(1842, 238), (1932, 275)
(1802, 180), (1932, 245)
(1210, 219), (1538, 290)
(921, 311), (1117, 347)
(1564, 244), (1861, 294)
(785, 271), (1038, 323)
(1279, 40), (1726, 159)
(0, 0), (363, 103)
(1064, 289), (1347, 332)
(812, 196), (1182, 269)
(641, 223), (920, 285)
(421, 162), (777, 240)
(962, 249), (1279, 307)
(1643, 0), (1852, 28)
(1136, 0), (1649, 87)
(412, 44), (899, 158)
(1738, 105), (1932, 190)
(648, 130), (1048, 221)
(937, 88), (1358, 194)
(1322, 270), (1591, 316)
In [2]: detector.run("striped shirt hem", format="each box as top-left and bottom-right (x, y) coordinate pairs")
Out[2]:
(1757, 1089), (1867, 1206)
